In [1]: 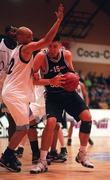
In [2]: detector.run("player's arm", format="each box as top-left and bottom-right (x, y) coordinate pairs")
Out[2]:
(22, 4), (64, 59)
(64, 50), (75, 72)
(80, 82), (90, 106)
(33, 52), (51, 86)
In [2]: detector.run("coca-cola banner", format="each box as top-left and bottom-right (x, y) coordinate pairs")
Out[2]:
(70, 42), (110, 64)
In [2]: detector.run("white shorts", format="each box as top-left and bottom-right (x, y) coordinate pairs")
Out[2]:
(30, 86), (45, 118)
(66, 112), (76, 123)
(2, 93), (31, 127)
(2, 86), (45, 126)
(30, 102), (45, 118)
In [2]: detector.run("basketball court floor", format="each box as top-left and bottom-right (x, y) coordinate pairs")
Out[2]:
(0, 136), (110, 180)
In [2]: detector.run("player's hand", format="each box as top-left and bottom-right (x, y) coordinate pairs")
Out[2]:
(33, 72), (40, 84)
(33, 72), (39, 80)
(55, 3), (64, 22)
(50, 74), (65, 87)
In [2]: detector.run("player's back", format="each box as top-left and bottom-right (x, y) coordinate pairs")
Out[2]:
(2, 45), (35, 103)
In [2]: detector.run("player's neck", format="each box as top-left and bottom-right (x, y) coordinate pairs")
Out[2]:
(48, 52), (59, 60)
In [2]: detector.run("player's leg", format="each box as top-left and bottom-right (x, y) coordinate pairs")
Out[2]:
(0, 98), (29, 172)
(88, 137), (94, 145)
(47, 123), (67, 163)
(58, 127), (67, 160)
(30, 116), (57, 174)
(28, 116), (40, 164)
(67, 121), (74, 146)
(47, 122), (60, 162)
(0, 125), (28, 172)
(61, 110), (68, 137)
(65, 92), (94, 168)
(30, 93), (64, 173)
(6, 112), (16, 142)
(15, 135), (27, 158)
(75, 109), (94, 168)
(0, 103), (16, 142)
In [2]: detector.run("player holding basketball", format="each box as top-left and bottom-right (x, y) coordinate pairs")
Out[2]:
(30, 34), (94, 174)
(0, 3), (64, 172)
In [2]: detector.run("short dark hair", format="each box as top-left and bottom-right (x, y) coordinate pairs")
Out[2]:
(5, 25), (13, 34)
(4, 25), (17, 34)
(53, 33), (61, 42)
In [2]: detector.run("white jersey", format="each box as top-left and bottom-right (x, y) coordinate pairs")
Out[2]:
(2, 45), (35, 103)
(0, 39), (13, 100)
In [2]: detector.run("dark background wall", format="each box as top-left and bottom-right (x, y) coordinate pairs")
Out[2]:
(0, 0), (110, 75)
(0, 0), (110, 45)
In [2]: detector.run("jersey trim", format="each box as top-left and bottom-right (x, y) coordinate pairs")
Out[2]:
(19, 46), (31, 64)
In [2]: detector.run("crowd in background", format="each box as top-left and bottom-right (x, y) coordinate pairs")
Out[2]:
(78, 70), (110, 109)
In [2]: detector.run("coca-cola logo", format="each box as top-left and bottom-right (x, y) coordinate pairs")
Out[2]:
(77, 48), (110, 59)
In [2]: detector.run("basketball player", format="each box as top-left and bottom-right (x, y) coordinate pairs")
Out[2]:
(15, 85), (45, 163)
(0, 25), (17, 141)
(67, 81), (94, 146)
(30, 34), (94, 174)
(0, 26), (40, 166)
(0, 3), (64, 173)
(47, 123), (68, 163)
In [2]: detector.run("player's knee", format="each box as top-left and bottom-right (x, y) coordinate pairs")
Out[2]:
(79, 110), (92, 121)
(55, 123), (60, 131)
(80, 121), (92, 134)
(46, 117), (57, 130)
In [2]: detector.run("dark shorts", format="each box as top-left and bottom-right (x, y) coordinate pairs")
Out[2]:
(45, 91), (88, 122)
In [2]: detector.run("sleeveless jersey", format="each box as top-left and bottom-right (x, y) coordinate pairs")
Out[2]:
(2, 45), (35, 103)
(42, 49), (70, 93)
(0, 39), (13, 100)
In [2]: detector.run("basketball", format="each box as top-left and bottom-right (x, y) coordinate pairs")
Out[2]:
(62, 72), (80, 92)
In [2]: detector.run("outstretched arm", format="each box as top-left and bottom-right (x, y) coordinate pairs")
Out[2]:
(22, 4), (64, 60)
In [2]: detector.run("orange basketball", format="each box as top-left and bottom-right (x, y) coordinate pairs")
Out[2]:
(62, 72), (80, 92)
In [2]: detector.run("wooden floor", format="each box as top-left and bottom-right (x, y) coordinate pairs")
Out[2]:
(0, 136), (110, 180)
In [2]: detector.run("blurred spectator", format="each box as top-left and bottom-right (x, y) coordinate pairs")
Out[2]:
(78, 70), (110, 109)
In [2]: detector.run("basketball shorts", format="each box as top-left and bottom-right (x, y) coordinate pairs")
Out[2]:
(45, 91), (88, 122)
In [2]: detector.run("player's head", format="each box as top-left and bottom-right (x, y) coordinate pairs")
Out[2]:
(48, 33), (62, 58)
(16, 26), (33, 44)
(5, 25), (17, 40)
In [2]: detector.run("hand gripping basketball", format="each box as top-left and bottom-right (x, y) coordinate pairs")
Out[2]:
(62, 72), (80, 92)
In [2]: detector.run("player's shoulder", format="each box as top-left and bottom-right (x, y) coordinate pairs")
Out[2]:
(63, 49), (72, 55)
(34, 50), (45, 59)
(63, 49), (72, 58)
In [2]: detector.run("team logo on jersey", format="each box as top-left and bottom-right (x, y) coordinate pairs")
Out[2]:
(50, 65), (66, 73)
